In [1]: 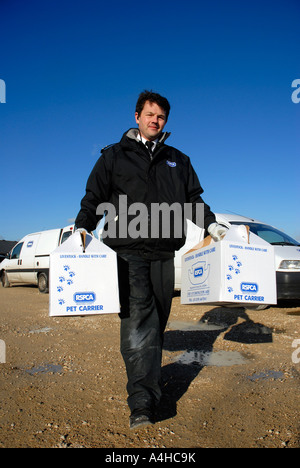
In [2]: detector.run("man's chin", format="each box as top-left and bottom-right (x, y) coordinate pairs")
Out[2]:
(147, 131), (161, 140)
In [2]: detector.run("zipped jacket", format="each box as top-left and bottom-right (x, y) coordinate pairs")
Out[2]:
(75, 128), (216, 259)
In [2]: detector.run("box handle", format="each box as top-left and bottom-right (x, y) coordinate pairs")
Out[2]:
(185, 235), (213, 254)
(80, 231), (87, 253)
(245, 225), (250, 244)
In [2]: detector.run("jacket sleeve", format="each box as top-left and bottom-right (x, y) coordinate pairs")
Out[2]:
(75, 150), (113, 232)
(187, 159), (216, 231)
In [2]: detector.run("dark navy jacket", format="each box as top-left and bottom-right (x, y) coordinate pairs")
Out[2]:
(75, 128), (216, 259)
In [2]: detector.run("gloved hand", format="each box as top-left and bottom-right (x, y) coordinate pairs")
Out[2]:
(207, 222), (228, 241)
(74, 228), (88, 234)
(74, 227), (88, 235)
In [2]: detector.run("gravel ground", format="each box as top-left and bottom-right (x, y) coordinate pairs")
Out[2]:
(0, 285), (299, 448)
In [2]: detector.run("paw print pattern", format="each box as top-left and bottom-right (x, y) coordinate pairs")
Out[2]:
(226, 254), (243, 293)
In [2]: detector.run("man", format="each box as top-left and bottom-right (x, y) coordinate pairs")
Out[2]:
(75, 90), (226, 429)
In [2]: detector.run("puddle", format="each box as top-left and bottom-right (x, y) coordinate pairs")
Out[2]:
(286, 310), (300, 316)
(25, 363), (63, 375)
(248, 370), (284, 381)
(175, 350), (247, 367)
(29, 327), (53, 334)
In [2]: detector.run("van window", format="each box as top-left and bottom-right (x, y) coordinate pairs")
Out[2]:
(61, 231), (72, 244)
(230, 222), (300, 246)
(11, 243), (24, 259)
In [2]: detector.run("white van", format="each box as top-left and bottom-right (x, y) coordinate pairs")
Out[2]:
(175, 213), (300, 302)
(0, 225), (74, 293)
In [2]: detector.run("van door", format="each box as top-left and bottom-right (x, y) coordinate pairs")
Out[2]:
(5, 242), (24, 283)
(19, 234), (40, 284)
(34, 229), (61, 275)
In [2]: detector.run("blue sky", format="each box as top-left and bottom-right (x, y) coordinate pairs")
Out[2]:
(1, 0), (299, 241)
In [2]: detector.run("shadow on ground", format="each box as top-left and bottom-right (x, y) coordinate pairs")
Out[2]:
(158, 306), (273, 422)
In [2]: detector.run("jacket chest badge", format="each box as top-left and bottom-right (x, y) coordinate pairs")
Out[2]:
(166, 160), (176, 168)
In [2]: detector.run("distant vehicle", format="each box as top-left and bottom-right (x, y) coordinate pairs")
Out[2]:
(0, 225), (74, 293)
(175, 213), (300, 302)
(0, 240), (17, 263)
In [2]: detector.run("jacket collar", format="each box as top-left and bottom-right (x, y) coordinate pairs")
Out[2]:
(123, 128), (171, 146)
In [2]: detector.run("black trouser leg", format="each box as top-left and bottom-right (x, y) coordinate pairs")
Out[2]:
(117, 254), (174, 414)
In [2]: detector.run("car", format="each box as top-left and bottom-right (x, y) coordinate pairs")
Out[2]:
(174, 213), (300, 303)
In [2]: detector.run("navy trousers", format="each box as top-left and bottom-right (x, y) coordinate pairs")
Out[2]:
(117, 253), (174, 414)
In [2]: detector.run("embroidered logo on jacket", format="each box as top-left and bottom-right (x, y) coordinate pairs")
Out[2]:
(166, 160), (176, 168)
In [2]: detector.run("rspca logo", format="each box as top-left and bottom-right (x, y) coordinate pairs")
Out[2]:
(74, 292), (96, 303)
(188, 261), (210, 286)
(166, 160), (176, 168)
(240, 282), (258, 293)
(194, 267), (204, 278)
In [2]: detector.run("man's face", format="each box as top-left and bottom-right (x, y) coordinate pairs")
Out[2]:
(135, 100), (167, 141)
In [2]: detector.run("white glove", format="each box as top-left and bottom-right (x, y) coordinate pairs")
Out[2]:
(74, 227), (88, 235)
(207, 223), (228, 241)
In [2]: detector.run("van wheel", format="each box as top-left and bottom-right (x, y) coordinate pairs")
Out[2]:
(1, 271), (10, 288)
(38, 272), (49, 293)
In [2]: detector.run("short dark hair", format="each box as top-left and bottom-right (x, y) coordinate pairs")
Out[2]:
(135, 90), (171, 120)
